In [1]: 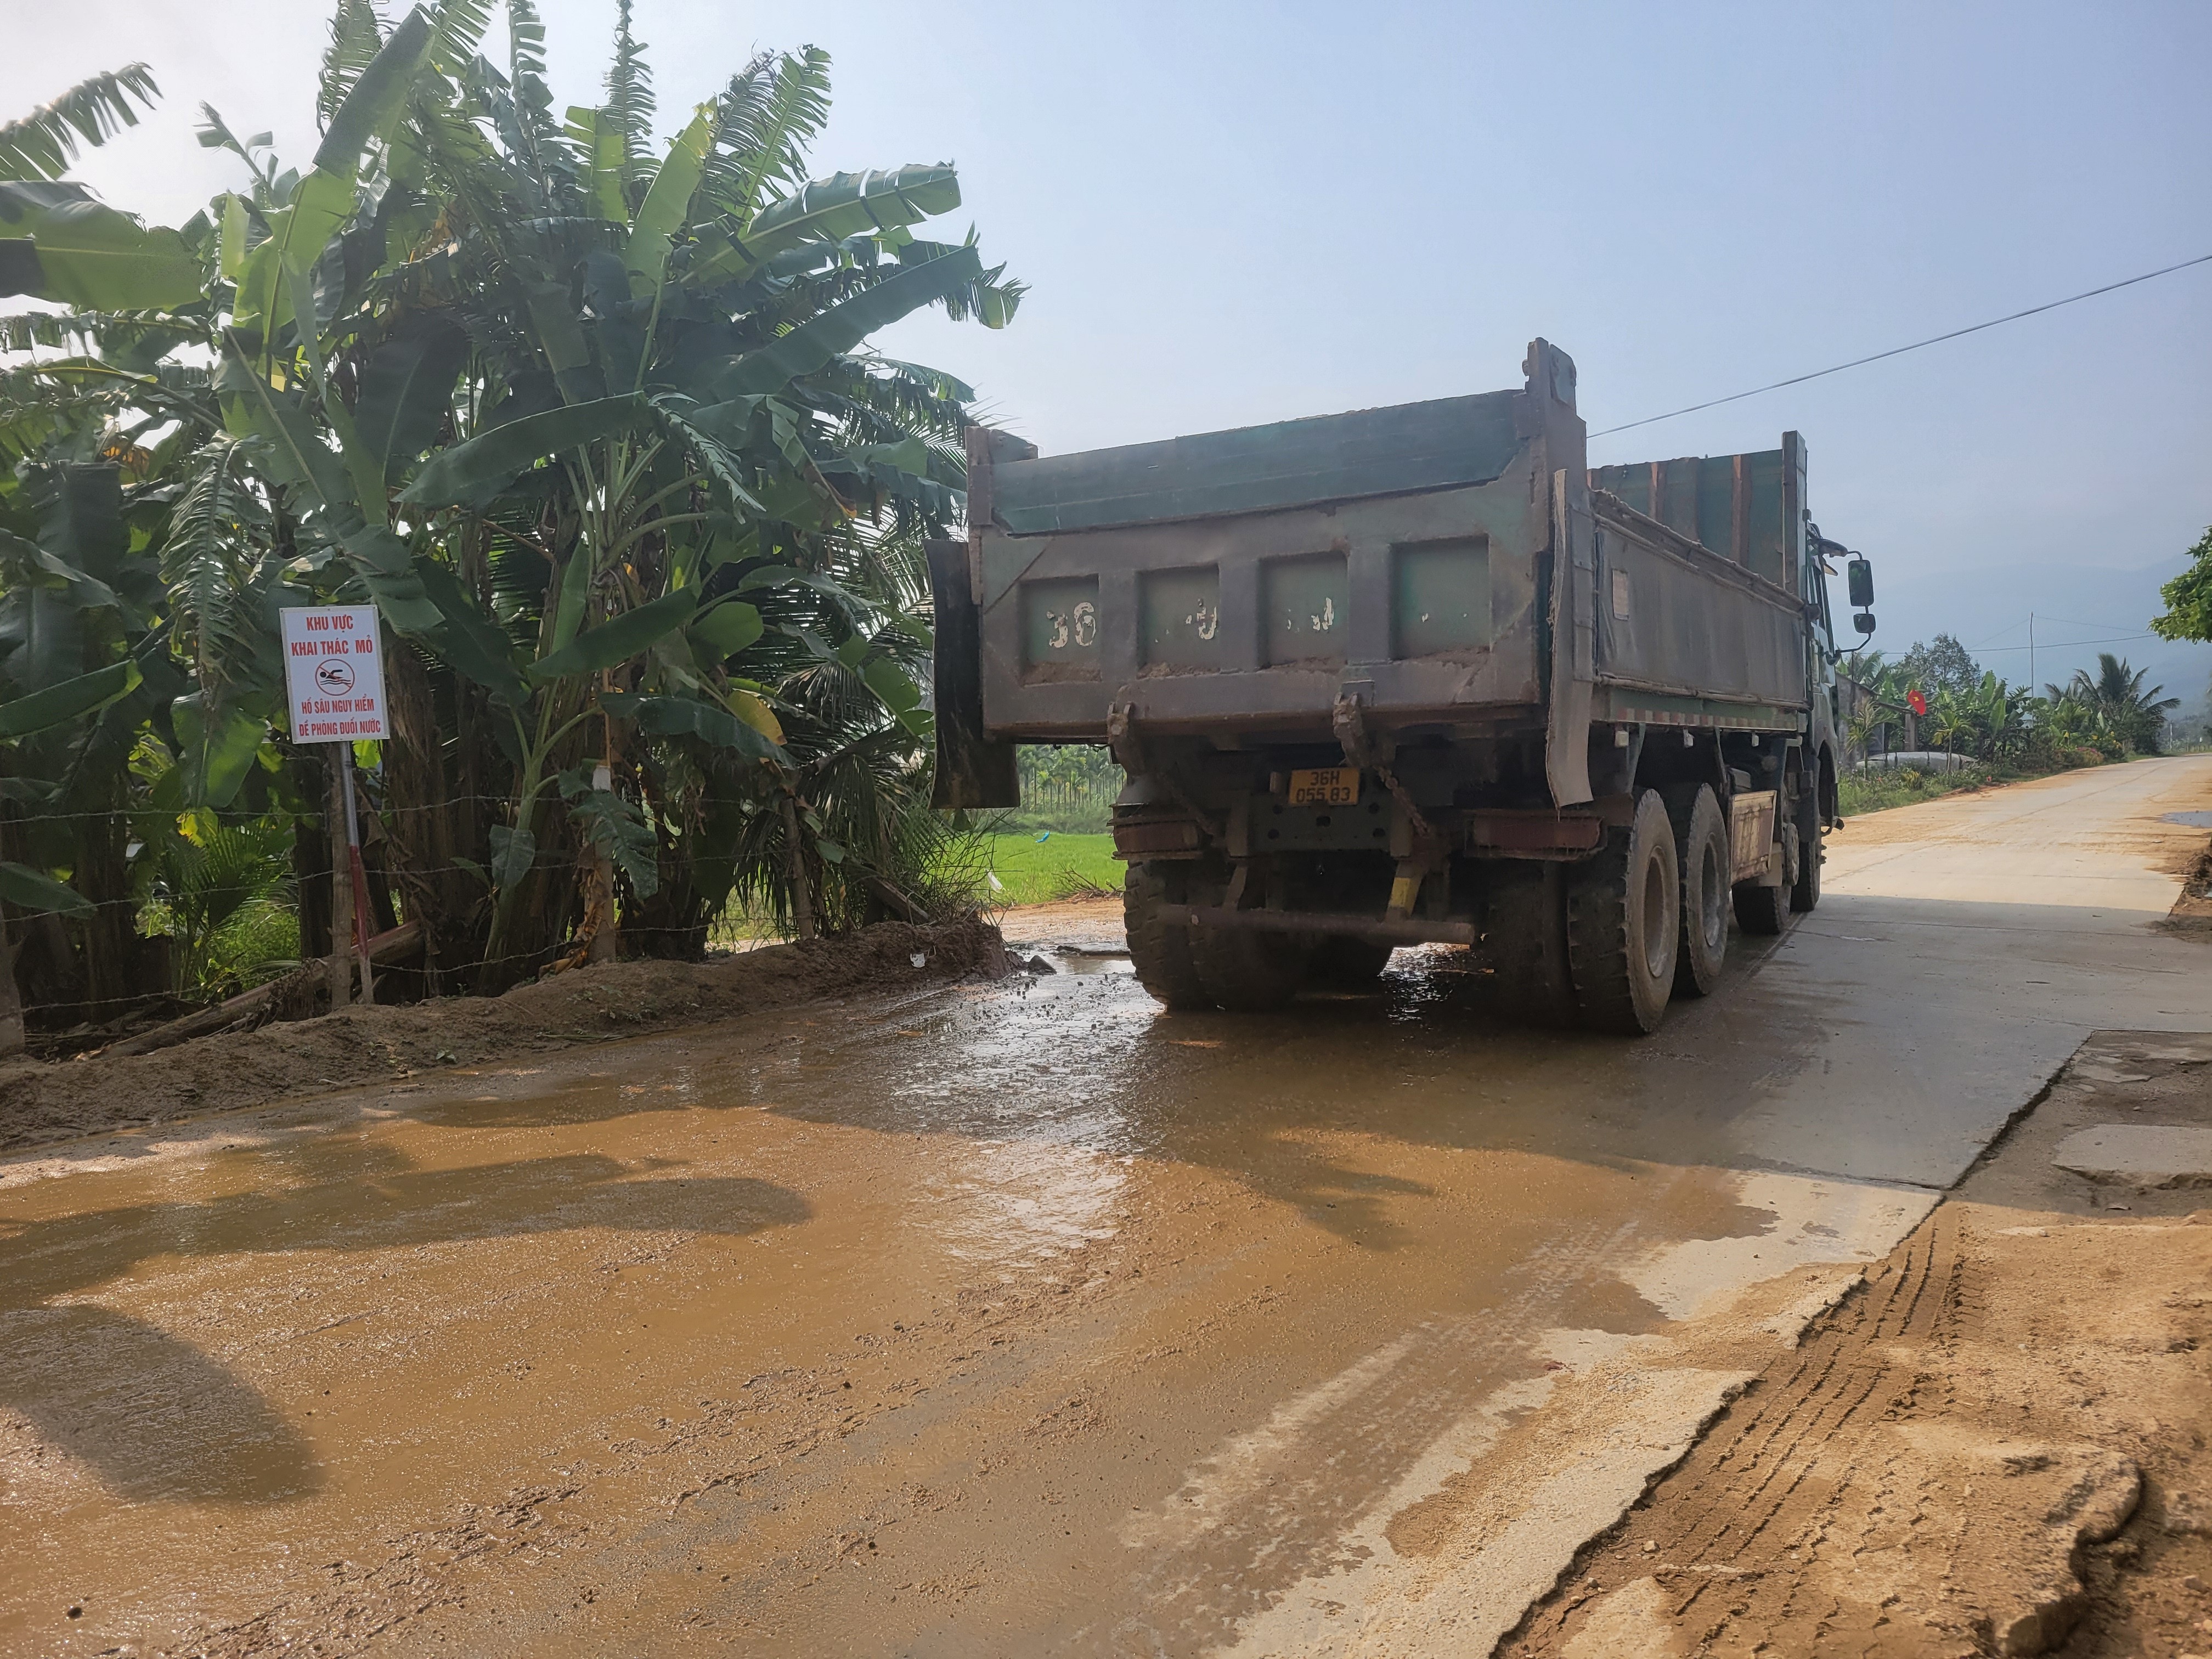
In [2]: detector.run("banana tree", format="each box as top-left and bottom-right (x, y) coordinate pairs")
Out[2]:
(2, 0), (1020, 1022)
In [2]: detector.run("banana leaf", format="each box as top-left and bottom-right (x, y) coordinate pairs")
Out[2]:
(687, 599), (762, 659)
(727, 685), (784, 746)
(400, 394), (640, 510)
(0, 656), (138, 738)
(622, 108), (713, 296)
(0, 64), (161, 183)
(523, 278), (603, 405)
(0, 182), (202, 311)
(315, 7), (433, 173)
(0, 529), (121, 611)
(414, 559), (529, 704)
(687, 165), (960, 287)
(353, 315), (470, 479)
(172, 693), (267, 808)
(233, 10), (434, 346)
(565, 106), (629, 223)
(0, 860), (93, 917)
(712, 246), (981, 397)
(531, 588), (698, 684)
(488, 823), (536, 890)
(560, 771), (661, 897)
(599, 688), (786, 764)
(221, 352), (355, 518)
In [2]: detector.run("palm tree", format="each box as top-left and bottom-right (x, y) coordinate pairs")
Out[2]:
(2050, 654), (2178, 754)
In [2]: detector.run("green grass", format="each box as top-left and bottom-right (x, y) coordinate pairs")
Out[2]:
(979, 831), (1121, 906)
(1837, 753), (2116, 819)
(1838, 764), (1993, 817)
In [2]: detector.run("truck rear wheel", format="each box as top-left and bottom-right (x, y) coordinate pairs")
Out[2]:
(1790, 791), (1823, 913)
(1305, 936), (1395, 989)
(1733, 872), (1787, 935)
(1485, 862), (1575, 1025)
(1566, 789), (1680, 1035)
(1193, 921), (1310, 1011)
(1125, 862), (1212, 1010)
(1664, 783), (1730, 998)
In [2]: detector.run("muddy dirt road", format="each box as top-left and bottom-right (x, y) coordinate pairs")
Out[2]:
(5, 759), (2211, 1656)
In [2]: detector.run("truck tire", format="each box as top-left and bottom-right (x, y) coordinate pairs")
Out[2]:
(1790, 790), (1823, 913)
(1125, 862), (1212, 1010)
(1192, 922), (1310, 1011)
(1663, 783), (1729, 998)
(1733, 872), (1787, 935)
(1566, 789), (1680, 1035)
(1305, 936), (1395, 989)
(1485, 862), (1575, 1025)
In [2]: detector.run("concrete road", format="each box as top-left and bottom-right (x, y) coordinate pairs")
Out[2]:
(3, 759), (2209, 1656)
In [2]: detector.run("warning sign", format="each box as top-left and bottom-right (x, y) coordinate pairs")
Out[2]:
(280, 605), (389, 741)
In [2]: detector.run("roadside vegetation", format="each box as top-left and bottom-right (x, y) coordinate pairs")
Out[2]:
(978, 830), (1119, 907)
(1838, 636), (2180, 815)
(0, 3), (1023, 1052)
(963, 745), (1122, 906)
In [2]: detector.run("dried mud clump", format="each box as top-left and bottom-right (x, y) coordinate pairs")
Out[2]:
(0, 918), (1009, 1155)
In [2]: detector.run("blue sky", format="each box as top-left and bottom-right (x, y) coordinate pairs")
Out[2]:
(11, 2), (2210, 694)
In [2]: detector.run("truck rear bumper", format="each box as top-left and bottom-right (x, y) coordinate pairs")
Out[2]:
(1158, 904), (1479, 948)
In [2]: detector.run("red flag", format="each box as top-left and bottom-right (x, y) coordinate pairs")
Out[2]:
(1908, 688), (1928, 717)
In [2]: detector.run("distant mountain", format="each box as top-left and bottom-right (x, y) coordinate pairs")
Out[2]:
(1842, 554), (2211, 715)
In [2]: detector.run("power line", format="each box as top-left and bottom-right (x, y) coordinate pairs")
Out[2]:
(2034, 612), (2155, 634)
(1974, 631), (2156, 654)
(1589, 252), (2212, 438)
(1971, 612), (2164, 652)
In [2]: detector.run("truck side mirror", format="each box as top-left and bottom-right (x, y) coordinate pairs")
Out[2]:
(1853, 611), (1876, 635)
(1846, 555), (1874, 610)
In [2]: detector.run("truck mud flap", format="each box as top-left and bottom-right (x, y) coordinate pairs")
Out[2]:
(927, 538), (1019, 809)
(1729, 789), (1781, 884)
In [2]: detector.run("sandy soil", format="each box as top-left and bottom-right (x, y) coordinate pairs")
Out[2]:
(1510, 1031), (2212, 1659)
(0, 918), (1009, 1155)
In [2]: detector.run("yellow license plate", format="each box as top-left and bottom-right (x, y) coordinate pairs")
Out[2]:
(1288, 767), (1360, 806)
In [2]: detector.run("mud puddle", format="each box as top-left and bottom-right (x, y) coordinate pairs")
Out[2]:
(12, 761), (2212, 1657)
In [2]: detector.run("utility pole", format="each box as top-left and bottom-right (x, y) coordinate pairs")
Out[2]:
(2029, 612), (2035, 693)
(340, 740), (375, 1005)
(328, 752), (354, 1008)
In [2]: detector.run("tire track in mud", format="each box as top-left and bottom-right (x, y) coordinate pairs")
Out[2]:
(1508, 1193), (2212, 1657)
(1105, 1205), (1681, 1652)
(1656, 1213), (1950, 1576)
(1503, 1211), (1968, 1654)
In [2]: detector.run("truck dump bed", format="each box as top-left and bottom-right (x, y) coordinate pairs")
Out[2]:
(935, 340), (1816, 809)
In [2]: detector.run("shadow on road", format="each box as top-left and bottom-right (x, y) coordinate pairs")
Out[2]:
(0, 1156), (809, 1503)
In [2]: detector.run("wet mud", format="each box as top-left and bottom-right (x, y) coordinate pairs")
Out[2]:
(4, 760), (2212, 1657)
(0, 917), (1009, 1156)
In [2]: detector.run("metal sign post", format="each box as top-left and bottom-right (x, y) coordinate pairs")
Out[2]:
(280, 605), (390, 1007)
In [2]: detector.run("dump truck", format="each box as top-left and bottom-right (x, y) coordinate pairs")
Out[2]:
(928, 340), (1877, 1032)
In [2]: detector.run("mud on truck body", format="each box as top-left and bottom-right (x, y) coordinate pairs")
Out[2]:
(929, 340), (1875, 1033)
